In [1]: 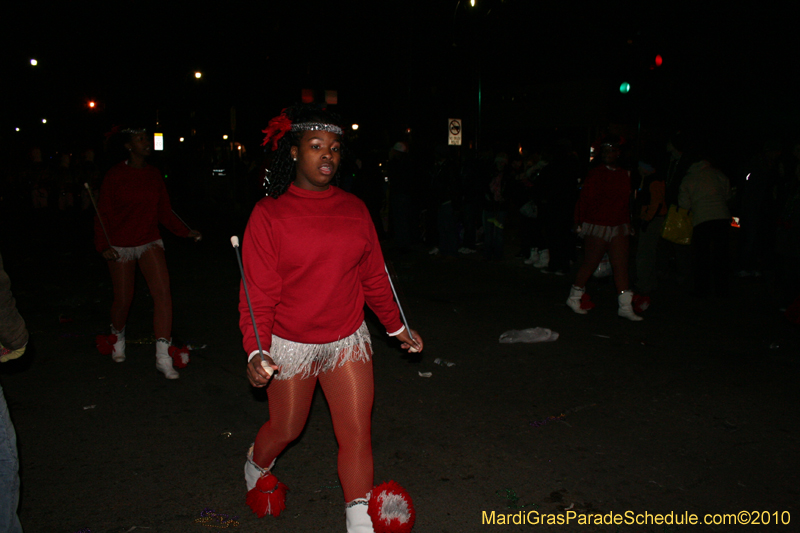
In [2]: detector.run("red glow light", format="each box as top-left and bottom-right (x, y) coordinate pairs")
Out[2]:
(655, 55), (663, 67)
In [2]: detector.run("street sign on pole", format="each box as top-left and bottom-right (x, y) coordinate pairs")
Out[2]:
(448, 118), (462, 146)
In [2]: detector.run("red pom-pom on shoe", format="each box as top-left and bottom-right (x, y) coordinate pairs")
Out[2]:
(246, 473), (288, 518)
(96, 334), (117, 355)
(632, 294), (651, 314)
(579, 293), (595, 310)
(168, 345), (190, 369)
(368, 481), (415, 533)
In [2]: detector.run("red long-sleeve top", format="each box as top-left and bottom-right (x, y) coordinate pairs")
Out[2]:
(574, 165), (632, 226)
(94, 162), (189, 252)
(239, 184), (403, 356)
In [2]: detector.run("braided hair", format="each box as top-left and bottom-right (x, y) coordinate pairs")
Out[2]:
(263, 104), (345, 199)
(102, 126), (147, 174)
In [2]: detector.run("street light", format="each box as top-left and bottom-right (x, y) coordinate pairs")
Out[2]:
(41, 118), (47, 124)
(30, 59), (37, 66)
(195, 71), (202, 79)
(351, 124), (359, 131)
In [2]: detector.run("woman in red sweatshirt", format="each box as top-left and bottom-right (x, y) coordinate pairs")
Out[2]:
(240, 105), (422, 532)
(566, 139), (642, 321)
(94, 128), (201, 378)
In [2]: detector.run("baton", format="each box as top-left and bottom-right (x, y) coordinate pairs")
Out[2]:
(230, 236), (273, 376)
(172, 209), (193, 231)
(384, 262), (416, 345)
(84, 182), (112, 248)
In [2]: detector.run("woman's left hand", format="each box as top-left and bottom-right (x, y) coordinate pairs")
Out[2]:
(396, 329), (423, 353)
(187, 230), (202, 242)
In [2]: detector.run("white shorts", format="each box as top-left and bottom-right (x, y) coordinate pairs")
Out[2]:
(113, 239), (164, 262)
(579, 223), (632, 243)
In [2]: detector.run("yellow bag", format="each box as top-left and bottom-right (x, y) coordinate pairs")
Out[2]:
(662, 205), (693, 245)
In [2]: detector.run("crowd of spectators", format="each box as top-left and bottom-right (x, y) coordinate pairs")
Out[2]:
(362, 130), (800, 322)
(3, 129), (800, 323)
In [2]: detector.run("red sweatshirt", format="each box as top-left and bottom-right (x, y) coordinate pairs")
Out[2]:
(575, 165), (632, 227)
(239, 184), (403, 355)
(94, 162), (189, 252)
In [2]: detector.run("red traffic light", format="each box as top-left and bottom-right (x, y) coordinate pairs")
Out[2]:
(655, 54), (663, 67)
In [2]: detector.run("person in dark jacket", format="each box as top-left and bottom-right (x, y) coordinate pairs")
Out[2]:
(0, 252), (27, 533)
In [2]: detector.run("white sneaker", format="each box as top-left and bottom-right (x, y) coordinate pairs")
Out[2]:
(155, 338), (179, 379)
(618, 291), (643, 321)
(346, 498), (374, 533)
(533, 249), (550, 269)
(524, 248), (540, 265)
(111, 325), (125, 362)
(566, 285), (588, 314)
(245, 445), (276, 491)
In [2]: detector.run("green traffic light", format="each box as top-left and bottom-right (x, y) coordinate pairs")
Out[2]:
(619, 82), (631, 94)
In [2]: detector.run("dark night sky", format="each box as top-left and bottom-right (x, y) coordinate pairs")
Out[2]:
(3, 0), (798, 155)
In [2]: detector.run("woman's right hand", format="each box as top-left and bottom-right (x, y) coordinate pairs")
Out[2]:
(247, 353), (279, 387)
(396, 329), (423, 353)
(101, 247), (120, 261)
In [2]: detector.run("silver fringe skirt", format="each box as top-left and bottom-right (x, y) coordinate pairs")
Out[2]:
(270, 321), (372, 380)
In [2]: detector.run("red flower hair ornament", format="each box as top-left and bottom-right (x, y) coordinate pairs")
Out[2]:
(261, 109), (292, 151)
(103, 125), (121, 141)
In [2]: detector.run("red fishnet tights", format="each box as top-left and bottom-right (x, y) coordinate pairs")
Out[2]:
(108, 246), (172, 339)
(252, 358), (375, 502)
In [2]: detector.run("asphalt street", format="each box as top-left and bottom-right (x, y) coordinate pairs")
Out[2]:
(2, 220), (798, 532)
